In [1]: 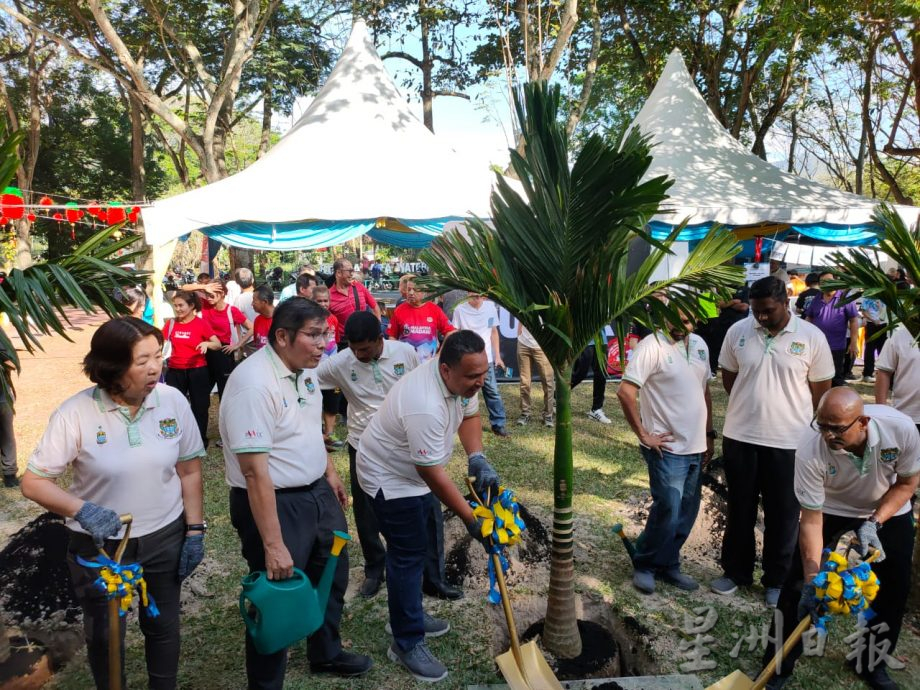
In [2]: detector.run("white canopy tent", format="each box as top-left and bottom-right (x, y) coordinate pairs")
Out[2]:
(631, 50), (917, 240)
(141, 19), (499, 253)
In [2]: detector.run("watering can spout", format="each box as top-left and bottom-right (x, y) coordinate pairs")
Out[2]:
(317, 531), (350, 614)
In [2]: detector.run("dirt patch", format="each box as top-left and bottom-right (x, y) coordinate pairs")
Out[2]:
(444, 500), (553, 592)
(520, 619), (618, 680)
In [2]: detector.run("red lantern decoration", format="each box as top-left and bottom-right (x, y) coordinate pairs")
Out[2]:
(128, 210), (139, 224)
(38, 196), (53, 207)
(0, 217), (8, 226)
(26, 213), (36, 223)
(52, 212), (63, 221)
(107, 205), (127, 225)
(88, 202), (101, 217)
(97, 209), (108, 224)
(131, 205), (140, 215)
(1, 187), (24, 220)
(65, 202), (83, 224)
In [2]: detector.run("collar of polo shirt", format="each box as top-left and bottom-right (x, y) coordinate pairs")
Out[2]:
(267, 343), (302, 380)
(753, 313), (797, 336)
(838, 418), (879, 471)
(93, 386), (160, 413)
(433, 360), (458, 399)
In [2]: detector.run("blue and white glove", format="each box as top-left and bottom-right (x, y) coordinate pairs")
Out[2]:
(178, 534), (205, 580)
(467, 452), (499, 501)
(74, 502), (122, 547)
(856, 520), (885, 562)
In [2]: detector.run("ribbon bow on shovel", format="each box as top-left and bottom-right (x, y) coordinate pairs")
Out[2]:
(466, 479), (563, 690)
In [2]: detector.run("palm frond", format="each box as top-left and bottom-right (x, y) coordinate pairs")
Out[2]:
(827, 205), (920, 338)
(421, 81), (742, 370)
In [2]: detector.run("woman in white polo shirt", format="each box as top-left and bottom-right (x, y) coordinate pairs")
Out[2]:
(21, 317), (206, 690)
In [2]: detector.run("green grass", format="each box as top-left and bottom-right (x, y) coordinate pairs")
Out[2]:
(37, 377), (920, 689)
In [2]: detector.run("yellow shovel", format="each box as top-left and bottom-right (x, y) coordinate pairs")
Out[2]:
(101, 514), (133, 690)
(706, 546), (880, 690)
(466, 479), (563, 690)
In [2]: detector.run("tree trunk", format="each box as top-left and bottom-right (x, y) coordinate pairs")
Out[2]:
(129, 93), (146, 202)
(565, 0), (600, 137)
(420, 0), (434, 133)
(542, 366), (582, 657)
(259, 78), (273, 158)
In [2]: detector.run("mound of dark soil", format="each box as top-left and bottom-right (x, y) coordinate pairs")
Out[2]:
(0, 513), (79, 625)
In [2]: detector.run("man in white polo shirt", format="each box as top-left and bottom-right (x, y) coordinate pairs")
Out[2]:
(220, 298), (372, 688)
(357, 330), (498, 683)
(317, 312), (420, 598)
(713, 276), (834, 607)
(875, 325), (920, 436)
(763, 388), (918, 690)
(617, 311), (714, 594)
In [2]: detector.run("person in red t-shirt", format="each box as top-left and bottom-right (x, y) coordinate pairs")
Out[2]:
(201, 280), (253, 399)
(311, 286), (345, 449)
(248, 284), (275, 352)
(328, 258), (380, 343)
(163, 291), (221, 445)
(387, 275), (454, 362)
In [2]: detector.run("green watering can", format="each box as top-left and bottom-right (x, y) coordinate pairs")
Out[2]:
(239, 530), (351, 655)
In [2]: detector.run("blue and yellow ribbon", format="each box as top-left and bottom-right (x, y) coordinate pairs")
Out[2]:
(77, 553), (160, 618)
(812, 548), (879, 632)
(469, 486), (527, 604)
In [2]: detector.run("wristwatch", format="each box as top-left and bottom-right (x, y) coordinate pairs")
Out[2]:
(185, 521), (208, 533)
(706, 429), (719, 439)
(868, 513), (883, 531)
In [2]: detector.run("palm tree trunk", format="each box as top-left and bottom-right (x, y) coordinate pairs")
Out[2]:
(542, 365), (583, 657)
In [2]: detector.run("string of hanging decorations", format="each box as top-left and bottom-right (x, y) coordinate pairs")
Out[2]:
(0, 186), (147, 240)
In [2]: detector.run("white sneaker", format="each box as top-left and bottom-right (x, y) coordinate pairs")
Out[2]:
(587, 409), (612, 424)
(862, 376), (876, 383)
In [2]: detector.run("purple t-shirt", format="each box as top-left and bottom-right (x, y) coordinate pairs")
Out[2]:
(804, 292), (858, 350)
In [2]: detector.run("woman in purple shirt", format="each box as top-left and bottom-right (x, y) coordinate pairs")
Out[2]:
(804, 271), (858, 387)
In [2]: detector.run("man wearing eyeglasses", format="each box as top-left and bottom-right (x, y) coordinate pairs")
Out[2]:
(763, 387), (918, 690)
(220, 298), (373, 687)
(712, 276), (835, 608)
(329, 259), (381, 346)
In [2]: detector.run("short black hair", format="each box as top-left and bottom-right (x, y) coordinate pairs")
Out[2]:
(749, 276), (787, 302)
(119, 286), (146, 310)
(173, 290), (201, 311)
(344, 311), (381, 344)
(83, 317), (163, 395)
(253, 284), (274, 304)
(295, 273), (317, 293)
(805, 272), (819, 286)
(269, 297), (329, 346)
(439, 329), (485, 367)
(333, 258), (352, 272)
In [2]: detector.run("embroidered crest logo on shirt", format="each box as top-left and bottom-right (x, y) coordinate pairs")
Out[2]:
(666, 353), (674, 364)
(880, 447), (899, 464)
(698, 349), (706, 361)
(158, 418), (179, 439)
(788, 341), (806, 356)
(426, 317), (433, 323)
(394, 362), (405, 377)
(350, 369), (358, 381)
(461, 397), (470, 408)
(304, 377), (316, 393)
(96, 427), (107, 445)
(827, 463), (837, 476)
(402, 325), (411, 336)
(738, 336), (746, 348)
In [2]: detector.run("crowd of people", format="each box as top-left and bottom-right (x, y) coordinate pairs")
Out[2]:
(8, 255), (919, 690)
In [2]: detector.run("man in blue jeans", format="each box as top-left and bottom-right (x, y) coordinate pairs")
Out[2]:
(616, 311), (715, 594)
(356, 330), (498, 682)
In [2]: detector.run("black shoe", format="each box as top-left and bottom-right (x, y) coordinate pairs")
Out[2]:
(359, 575), (384, 598)
(422, 582), (464, 600)
(309, 650), (373, 677)
(491, 425), (510, 438)
(2, 474), (18, 488)
(862, 665), (899, 690)
(765, 674), (789, 689)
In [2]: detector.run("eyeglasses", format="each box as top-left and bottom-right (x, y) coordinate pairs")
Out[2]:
(339, 268), (354, 274)
(297, 330), (330, 344)
(810, 416), (862, 437)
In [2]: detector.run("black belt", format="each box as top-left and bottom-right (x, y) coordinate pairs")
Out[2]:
(232, 477), (325, 495)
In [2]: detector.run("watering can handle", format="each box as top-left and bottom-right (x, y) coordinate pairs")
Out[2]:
(239, 592), (258, 637)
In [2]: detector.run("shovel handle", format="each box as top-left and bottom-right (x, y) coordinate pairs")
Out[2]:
(465, 478), (525, 672)
(751, 615), (811, 690)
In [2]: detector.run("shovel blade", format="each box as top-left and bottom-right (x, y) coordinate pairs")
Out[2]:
(495, 641), (565, 690)
(705, 669), (755, 690)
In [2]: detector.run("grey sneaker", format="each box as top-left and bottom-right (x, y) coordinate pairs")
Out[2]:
(587, 408), (612, 424)
(516, 415), (530, 426)
(765, 587), (782, 608)
(862, 375), (876, 383)
(711, 576), (739, 596)
(387, 641), (448, 682)
(632, 569), (655, 594)
(385, 613), (450, 638)
(543, 415), (554, 428)
(657, 569), (699, 591)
